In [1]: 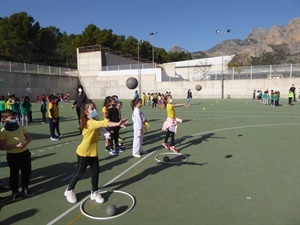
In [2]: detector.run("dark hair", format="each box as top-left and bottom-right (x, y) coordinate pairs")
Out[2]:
(48, 94), (54, 101)
(103, 96), (111, 107)
(1, 110), (15, 123)
(131, 98), (142, 110)
(77, 84), (84, 93)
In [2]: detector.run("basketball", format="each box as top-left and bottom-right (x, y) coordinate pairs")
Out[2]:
(163, 156), (170, 162)
(195, 84), (202, 91)
(106, 204), (117, 216)
(126, 77), (138, 90)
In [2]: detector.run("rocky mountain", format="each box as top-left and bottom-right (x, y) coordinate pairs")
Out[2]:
(170, 17), (300, 63)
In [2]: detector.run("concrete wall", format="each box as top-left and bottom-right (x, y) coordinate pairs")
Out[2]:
(1, 70), (299, 101)
(78, 72), (300, 100)
(0, 71), (79, 99)
(3, 49), (298, 101)
(76, 49), (300, 99)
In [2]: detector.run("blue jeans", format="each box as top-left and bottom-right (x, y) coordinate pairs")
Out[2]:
(49, 118), (60, 138)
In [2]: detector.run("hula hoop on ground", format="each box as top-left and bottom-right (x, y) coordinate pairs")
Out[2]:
(80, 190), (136, 220)
(155, 152), (189, 164)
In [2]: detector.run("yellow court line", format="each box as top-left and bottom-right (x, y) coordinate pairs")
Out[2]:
(67, 202), (97, 225)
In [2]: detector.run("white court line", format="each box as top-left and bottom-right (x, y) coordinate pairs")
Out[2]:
(61, 174), (73, 182)
(47, 122), (299, 224)
(46, 148), (158, 225)
(192, 123), (300, 137)
(39, 150), (45, 153)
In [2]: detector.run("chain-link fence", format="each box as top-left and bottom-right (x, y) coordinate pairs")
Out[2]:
(1, 60), (299, 82)
(190, 64), (300, 81)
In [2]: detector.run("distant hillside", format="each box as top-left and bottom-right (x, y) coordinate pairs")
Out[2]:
(169, 17), (300, 63)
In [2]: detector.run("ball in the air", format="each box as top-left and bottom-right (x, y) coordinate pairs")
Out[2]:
(106, 204), (117, 216)
(126, 77), (138, 90)
(195, 84), (202, 91)
(163, 156), (170, 162)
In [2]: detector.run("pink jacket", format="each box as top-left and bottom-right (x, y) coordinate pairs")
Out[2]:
(162, 118), (182, 133)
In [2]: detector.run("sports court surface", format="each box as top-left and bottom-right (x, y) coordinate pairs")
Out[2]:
(0, 98), (299, 225)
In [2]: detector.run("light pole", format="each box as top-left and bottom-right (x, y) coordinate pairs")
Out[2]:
(149, 32), (158, 68)
(216, 29), (231, 99)
(134, 40), (144, 95)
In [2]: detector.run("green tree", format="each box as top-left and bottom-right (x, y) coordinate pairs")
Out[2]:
(0, 12), (40, 63)
(35, 26), (62, 65)
(58, 33), (78, 68)
(0, 11), (195, 68)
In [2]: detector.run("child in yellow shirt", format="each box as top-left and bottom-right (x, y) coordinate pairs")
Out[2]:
(64, 100), (127, 204)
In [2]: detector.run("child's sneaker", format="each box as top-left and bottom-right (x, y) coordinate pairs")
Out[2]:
(132, 154), (141, 158)
(114, 148), (120, 153)
(169, 146), (179, 153)
(162, 142), (170, 150)
(109, 149), (118, 156)
(90, 191), (105, 203)
(50, 136), (59, 141)
(12, 191), (22, 201)
(64, 188), (77, 203)
(118, 146), (125, 152)
(22, 188), (35, 197)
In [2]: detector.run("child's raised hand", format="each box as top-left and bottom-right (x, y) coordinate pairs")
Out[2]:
(119, 118), (128, 126)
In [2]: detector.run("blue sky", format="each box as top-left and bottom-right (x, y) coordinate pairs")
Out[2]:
(0, 0), (299, 52)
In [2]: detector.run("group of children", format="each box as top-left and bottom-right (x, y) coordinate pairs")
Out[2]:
(140, 91), (173, 108)
(0, 92), (64, 201)
(65, 93), (189, 204)
(261, 89), (281, 106)
(253, 86), (299, 107)
(0, 94), (33, 126)
(0, 89), (189, 206)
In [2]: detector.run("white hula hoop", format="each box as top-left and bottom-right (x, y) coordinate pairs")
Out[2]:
(155, 152), (189, 164)
(80, 190), (136, 220)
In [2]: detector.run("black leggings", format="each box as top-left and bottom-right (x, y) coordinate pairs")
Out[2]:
(6, 150), (32, 192)
(109, 127), (120, 149)
(68, 155), (99, 192)
(76, 107), (81, 125)
(164, 130), (175, 146)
